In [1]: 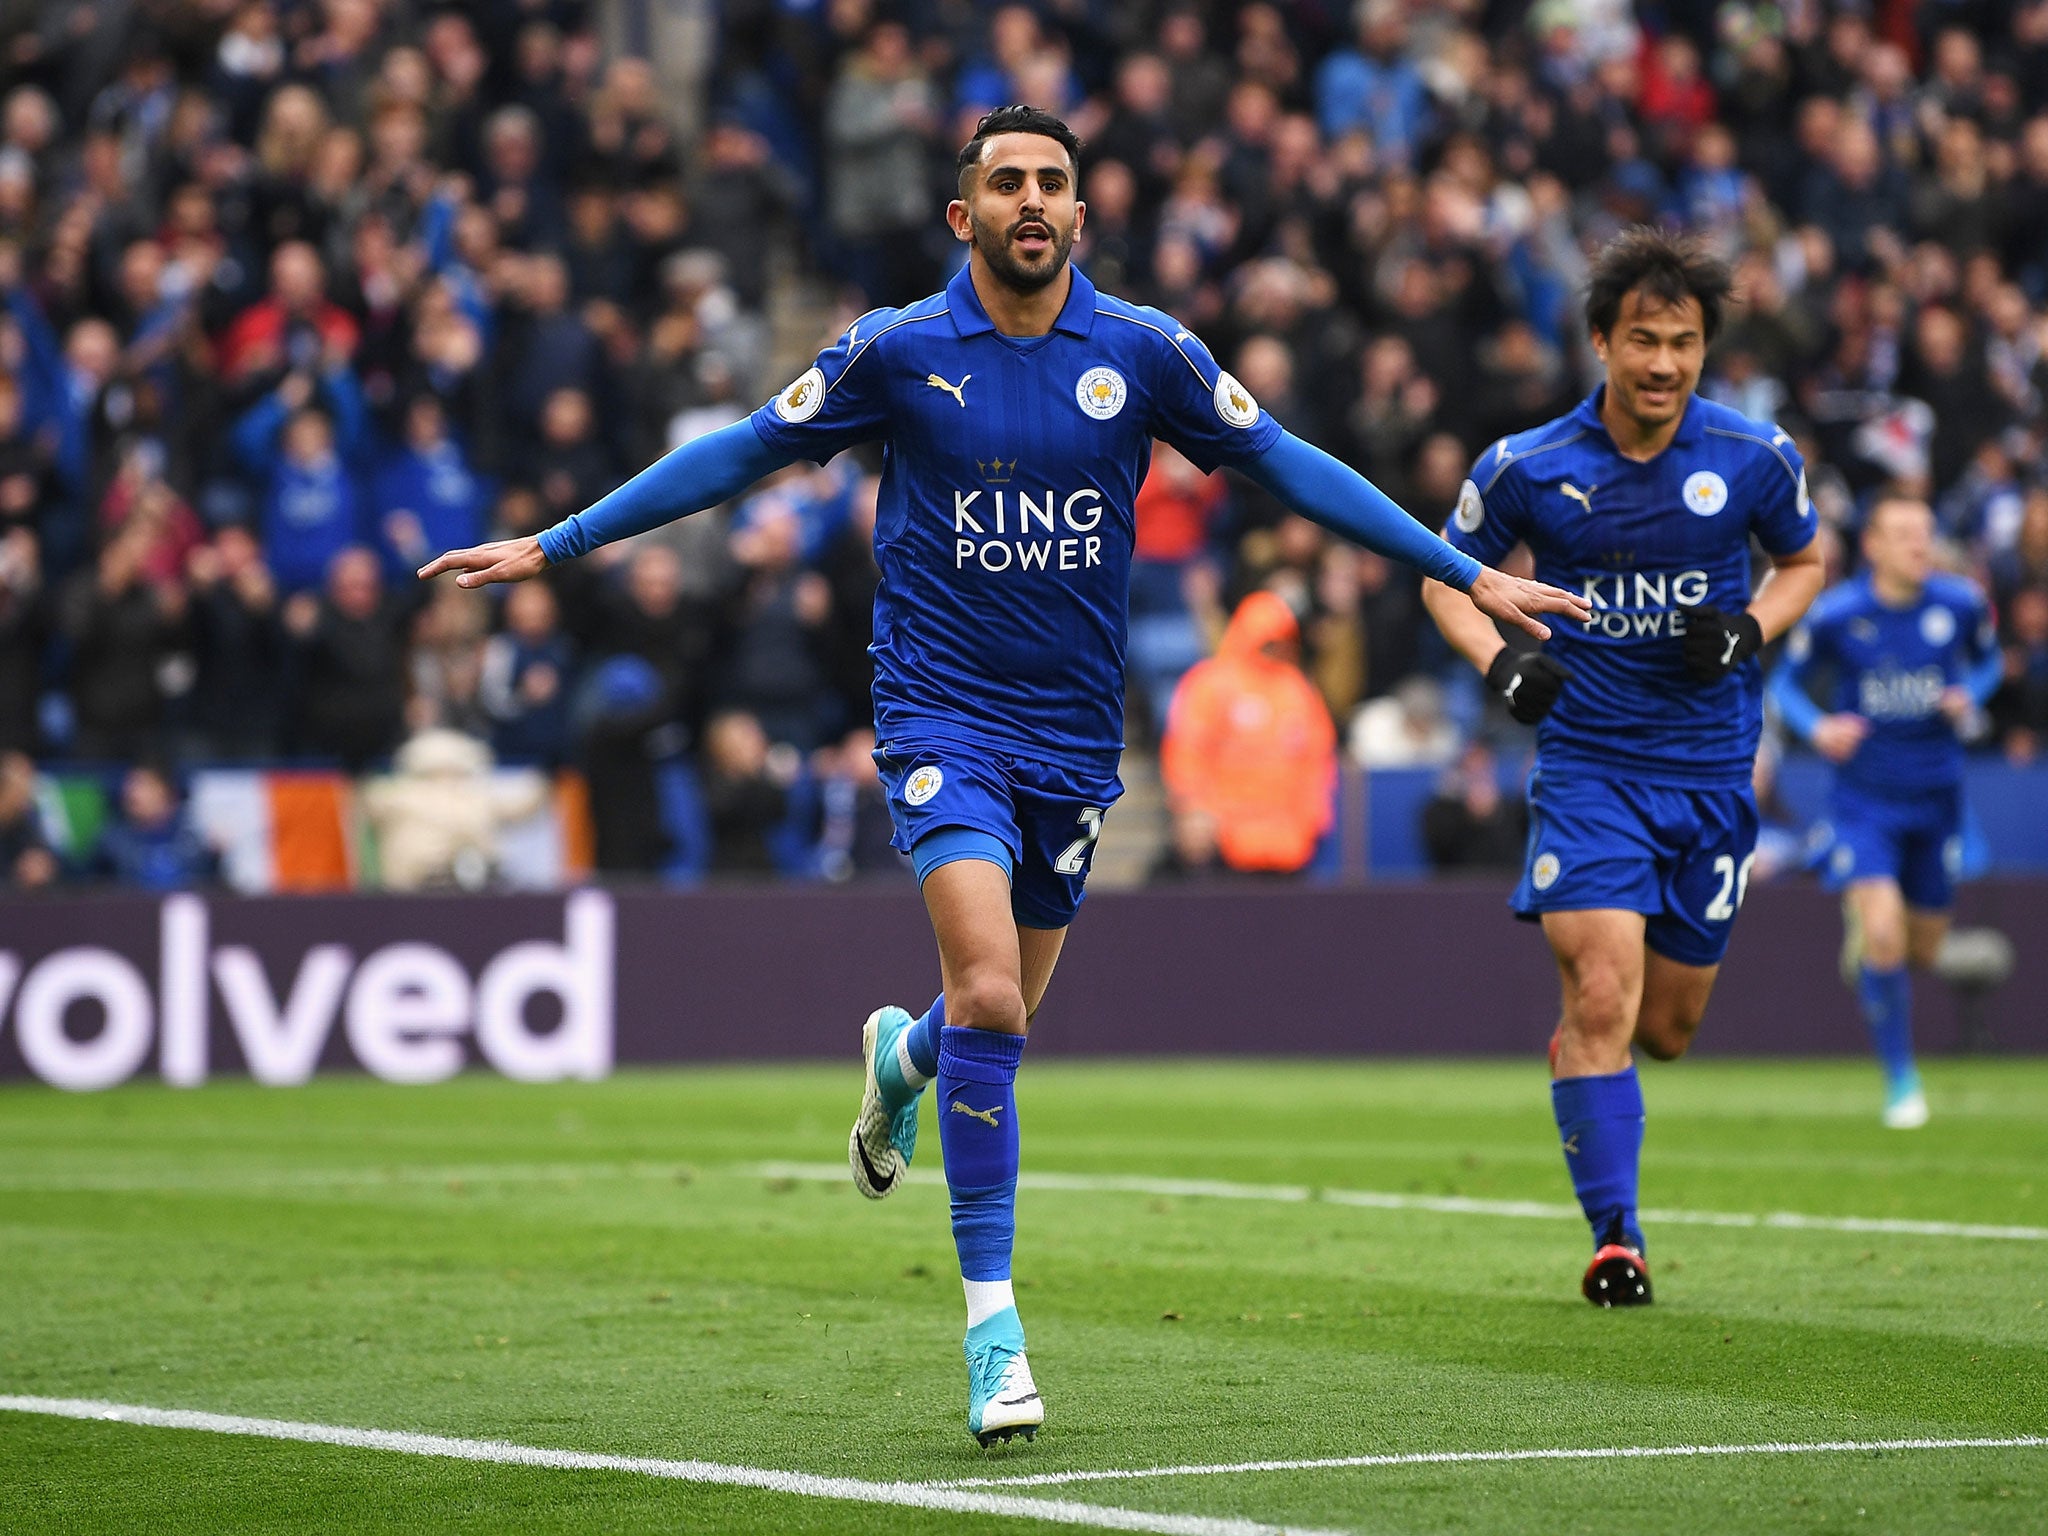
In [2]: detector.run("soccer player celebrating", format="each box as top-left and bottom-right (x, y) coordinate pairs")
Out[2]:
(1421, 228), (1825, 1307)
(421, 107), (1585, 1438)
(1769, 494), (2001, 1129)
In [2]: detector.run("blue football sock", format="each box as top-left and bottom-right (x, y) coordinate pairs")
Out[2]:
(1858, 965), (1917, 1089)
(938, 1025), (1024, 1283)
(908, 994), (944, 1079)
(1552, 1066), (1646, 1253)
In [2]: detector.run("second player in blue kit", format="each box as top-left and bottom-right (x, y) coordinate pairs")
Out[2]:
(1423, 229), (1825, 1307)
(1770, 494), (2002, 1128)
(420, 106), (1584, 1441)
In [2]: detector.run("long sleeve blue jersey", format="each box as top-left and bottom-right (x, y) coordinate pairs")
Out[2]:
(1771, 570), (2001, 796)
(543, 262), (1480, 766)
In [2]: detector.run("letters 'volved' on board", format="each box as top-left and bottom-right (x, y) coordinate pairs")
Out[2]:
(0, 891), (613, 1090)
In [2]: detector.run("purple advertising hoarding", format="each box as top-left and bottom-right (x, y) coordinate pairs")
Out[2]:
(0, 881), (2040, 1088)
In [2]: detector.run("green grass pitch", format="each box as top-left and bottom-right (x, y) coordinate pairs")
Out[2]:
(2, 1059), (2045, 1534)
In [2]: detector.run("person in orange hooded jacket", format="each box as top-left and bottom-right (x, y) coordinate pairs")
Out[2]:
(1160, 589), (1337, 873)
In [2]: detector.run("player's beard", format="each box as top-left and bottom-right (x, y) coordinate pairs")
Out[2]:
(971, 210), (1076, 292)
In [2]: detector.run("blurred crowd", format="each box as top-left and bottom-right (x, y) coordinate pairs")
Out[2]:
(3, 0), (2048, 887)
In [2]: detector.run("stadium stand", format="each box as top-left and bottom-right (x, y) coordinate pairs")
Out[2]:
(2, 0), (2048, 889)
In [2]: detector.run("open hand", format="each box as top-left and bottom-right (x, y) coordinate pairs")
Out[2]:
(417, 536), (549, 588)
(1467, 566), (1592, 641)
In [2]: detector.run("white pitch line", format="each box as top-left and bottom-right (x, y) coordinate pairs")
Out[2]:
(0, 1395), (1341, 1536)
(11, 1158), (2044, 1243)
(0, 1162), (698, 1194)
(749, 1162), (2048, 1242)
(939, 1434), (2048, 1489)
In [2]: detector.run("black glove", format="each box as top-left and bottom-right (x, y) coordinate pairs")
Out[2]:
(1486, 648), (1571, 725)
(1681, 607), (1764, 682)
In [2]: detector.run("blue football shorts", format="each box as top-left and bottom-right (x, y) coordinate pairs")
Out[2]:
(1513, 766), (1761, 967)
(1815, 782), (1962, 911)
(875, 739), (1123, 929)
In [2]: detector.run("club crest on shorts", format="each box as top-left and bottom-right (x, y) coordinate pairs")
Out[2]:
(1075, 366), (1127, 420)
(774, 366), (825, 423)
(1920, 605), (1955, 647)
(1682, 470), (1729, 517)
(1454, 478), (1485, 533)
(904, 765), (944, 806)
(1532, 852), (1561, 891)
(1213, 370), (1260, 428)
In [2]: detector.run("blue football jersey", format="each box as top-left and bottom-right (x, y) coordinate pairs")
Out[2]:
(1780, 571), (1996, 794)
(750, 264), (1282, 766)
(1444, 389), (1815, 789)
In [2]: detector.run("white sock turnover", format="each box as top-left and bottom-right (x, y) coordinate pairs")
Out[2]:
(963, 1277), (1016, 1329)
(894, 1031), (932, 1092)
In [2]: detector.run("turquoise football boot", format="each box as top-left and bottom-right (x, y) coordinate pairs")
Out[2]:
(849, 1006), (922, 1198)
(965, 1305), (1043, 1446)
(1883, 1074), (1929, 1129)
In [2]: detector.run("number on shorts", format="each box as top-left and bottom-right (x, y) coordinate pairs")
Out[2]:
(1704, 852), (1756, 922)
(1054, 807), (1105, 875)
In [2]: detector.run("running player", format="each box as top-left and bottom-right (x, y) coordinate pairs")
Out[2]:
(421, 106), (1586, 1437)
(1421, 228), (1825, 1307)
(1768, 494), (2001, 1128)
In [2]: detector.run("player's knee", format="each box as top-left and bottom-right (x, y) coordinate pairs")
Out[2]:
(947, 969), (1028, 1036)
(1563, 965), (1634, 1041)
(1861, 920), (1907, 970)
(1635, 1013), (1699, 1061)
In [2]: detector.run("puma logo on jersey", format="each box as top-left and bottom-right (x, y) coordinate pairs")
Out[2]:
(927, 373), (971, 407)
(1560, 482), (1596, 514)
(950, 1099), (1002, 1128)
(1562, 1134), (1580, 1156)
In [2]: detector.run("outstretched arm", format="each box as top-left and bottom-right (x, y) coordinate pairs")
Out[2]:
(1241, 432), (1589, 639)
(418, 418), (795, 587)
(1419, 574), (1575, 724)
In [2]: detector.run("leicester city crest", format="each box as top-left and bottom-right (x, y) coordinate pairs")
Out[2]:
(1075, 366), (1127, 420)
(1682, 470), (1729, 517)
(904, 764), (944, 806)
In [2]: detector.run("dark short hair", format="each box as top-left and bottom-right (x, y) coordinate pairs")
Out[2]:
(956, 105), (1083, 192)
(1584, 226), (1733, 343)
